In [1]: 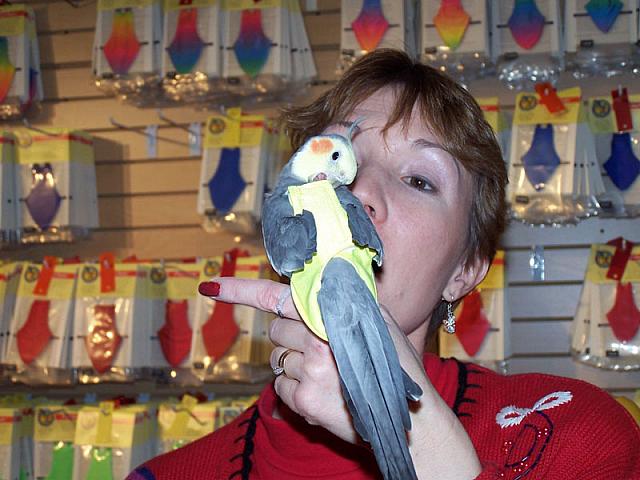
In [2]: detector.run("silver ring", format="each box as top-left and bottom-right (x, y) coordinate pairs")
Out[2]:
(272, 365), (284, 376)
(275, 288), (289, 318)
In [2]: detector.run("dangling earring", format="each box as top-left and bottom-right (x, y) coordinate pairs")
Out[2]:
(443, 296), (456, 334)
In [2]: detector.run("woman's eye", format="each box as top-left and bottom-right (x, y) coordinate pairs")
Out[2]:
(403, 176), (434, 192)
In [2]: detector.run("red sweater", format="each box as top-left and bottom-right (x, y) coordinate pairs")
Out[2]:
(128, 355), (640, 479)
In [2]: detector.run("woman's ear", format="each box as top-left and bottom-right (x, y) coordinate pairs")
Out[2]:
(442, 256), (490, 301)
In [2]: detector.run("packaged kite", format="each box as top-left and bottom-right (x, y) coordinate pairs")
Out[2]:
(14, 128), (98, 244)
(0, 132), (17, 245)
(339, 0), (418, 74)
(145, 261), (167, 376)
(0, 4), (43, 119)
(156, 395), (217, 454)
(34, 404), (79, 480)
(0, 396), (35, 480)
(420, 0), (493, 85)
(564, 0), (640, 79)
(191, 252), (273, 383)
(215, 396), (257, 429)
(72, 254), (150, 383)
(490, 0), (563, 89)
(263, 119), (292, 195)
(572, 239), (640, 370)
(477, 97), (511, 165)
(93, 0), (164, 105)
(197, 109), (268, 236)
(0, 406), (22, 480)
(73, 401), (156, 479)
(150, 261), (201, 385)
(508, 85), (601, 224)
(221, 0), (291, 97)
(588, 88), (640, 217)
(20, 401), (35, 480)
(162, 0), (223, 103)
(440, 251), (510, 373)
(4, 258), (77, 385)
(286, 0), (317, 92)
(0, 263), (21, 367)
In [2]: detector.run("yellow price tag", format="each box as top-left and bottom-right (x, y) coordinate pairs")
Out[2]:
(95, 402), (114, 446)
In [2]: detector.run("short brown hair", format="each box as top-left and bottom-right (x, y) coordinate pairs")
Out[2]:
(281, 49), (507, 333)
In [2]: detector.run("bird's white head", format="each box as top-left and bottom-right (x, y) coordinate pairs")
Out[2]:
(289, 120), (361, 187)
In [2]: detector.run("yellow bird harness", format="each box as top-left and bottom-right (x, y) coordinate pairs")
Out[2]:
(287, 180), (378, 340)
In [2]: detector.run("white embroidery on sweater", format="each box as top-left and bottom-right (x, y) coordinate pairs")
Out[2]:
(496, 391), (573, 429)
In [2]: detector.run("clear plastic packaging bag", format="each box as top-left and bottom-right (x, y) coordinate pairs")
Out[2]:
(572, 239), (640, 370)
(197, 110), (268, 237)
(0, 4), (43, 120)
(508, 86), (598, 224)
(0, 406), (23, 480)
(0, 132), (18, 246)
(161, 0), (223, 104)
(477, 97), (511, 164)
(339, 0), (418, 75)
(564, 0), (640, 79)
(420, 0), (493, 85)
(73, 402), (157, 479)
(0, 263), (22, 369)
(4, 259), (76, 386)
(156, 395), (218, 454)
(490, 0), (564, 90)
(191, 253), (273, 383)
(588, 91), (640, 217)
(34, 404), (79, 480)
(221, 1), (290, 97)
(287, 0), (317, 93)
(72, 254), (150, 383)
(14, 129), (98, 245)
(150, 262), (202, 386)
(93, 0), (164, 106)
(0, 397), (35, 480)
(263, 120), (292, 196)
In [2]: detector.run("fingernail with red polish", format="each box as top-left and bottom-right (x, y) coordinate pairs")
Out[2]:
(198, 281), (220, 297)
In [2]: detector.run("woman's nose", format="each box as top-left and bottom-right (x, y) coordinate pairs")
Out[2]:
(349, 167), (387, 225)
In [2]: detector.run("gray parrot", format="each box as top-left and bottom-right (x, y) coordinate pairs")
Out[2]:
(262, 122), (423, 480)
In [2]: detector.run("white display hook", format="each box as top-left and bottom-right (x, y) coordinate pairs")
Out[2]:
(109, 116), (190, 147)
(156, 109), (203, 138)
(22, 118), (59, 136)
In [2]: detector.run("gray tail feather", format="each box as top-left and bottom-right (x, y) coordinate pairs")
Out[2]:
(318, 257), (419, 480)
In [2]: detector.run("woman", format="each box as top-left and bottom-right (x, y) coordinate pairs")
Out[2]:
(130, 50), (640, 479)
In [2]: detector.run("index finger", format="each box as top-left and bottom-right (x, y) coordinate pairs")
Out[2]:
(198, 277), (302, 321)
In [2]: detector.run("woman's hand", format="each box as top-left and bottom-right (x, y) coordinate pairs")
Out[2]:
(201, 277), (481, 479)
(201, 276), (359, 442)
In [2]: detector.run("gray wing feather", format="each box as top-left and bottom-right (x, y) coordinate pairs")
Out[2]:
(334, 186), (383, 266)
(318, 257), (422, 480)
(262, 191), (317, 277)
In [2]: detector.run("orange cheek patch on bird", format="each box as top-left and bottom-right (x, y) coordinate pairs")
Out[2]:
(310, 138), (334, 154)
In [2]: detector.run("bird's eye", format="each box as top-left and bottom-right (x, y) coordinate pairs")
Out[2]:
(332, 151), (340, 161)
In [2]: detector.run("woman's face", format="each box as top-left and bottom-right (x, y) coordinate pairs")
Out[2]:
(322, 87), (485, 349)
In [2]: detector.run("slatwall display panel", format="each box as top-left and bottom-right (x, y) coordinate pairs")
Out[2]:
(1, 0), (341, 263)
(469, 68), (640, 397)
(502, 219), (640, 396)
